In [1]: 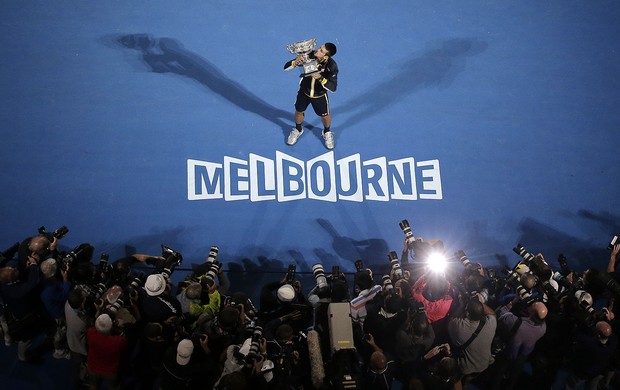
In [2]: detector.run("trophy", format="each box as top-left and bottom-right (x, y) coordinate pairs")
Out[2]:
(286, 38), (320, 77)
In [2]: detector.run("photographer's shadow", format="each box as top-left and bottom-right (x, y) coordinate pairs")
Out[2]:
(113, 33), (292, 139)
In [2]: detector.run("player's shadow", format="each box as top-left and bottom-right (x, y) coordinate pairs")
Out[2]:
(335, 38), (488, 132)
(316, 218), (388, 270)
(110, 33), (292, 139)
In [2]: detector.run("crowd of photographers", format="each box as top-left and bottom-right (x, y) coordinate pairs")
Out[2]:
(0, 223), (619, 390)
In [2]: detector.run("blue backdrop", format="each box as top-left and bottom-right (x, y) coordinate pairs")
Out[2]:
(2, 1), (620, 277)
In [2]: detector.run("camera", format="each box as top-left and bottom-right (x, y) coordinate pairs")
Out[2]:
(455, 249), (475, 270)
(61, 243), (94, 271)
(382, 274), (394, 292)
(160, 244), (183, 278)
(608, 236), (619, 251)
(388, 251), (403, 280)
(558, 254), (572, 276)
(399, 219), (415, 247)
(285, 264), (296, 284)
(331, 265), (342, 281)
(204, 261), (221, 284)
(513, 244), (536, 264)
(38, 225), (69, 241)
(0, 242), (19, 263)
(127, 272), (145, 293)
(207, 245), (219, 263)
(312, 263), (328, 291)
(354, 259), (364, 273)
(245, 325), (264, 365)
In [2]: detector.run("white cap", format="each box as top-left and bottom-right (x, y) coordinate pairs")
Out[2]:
(176, 339), (194, 366)
(277, 284), (295, 302)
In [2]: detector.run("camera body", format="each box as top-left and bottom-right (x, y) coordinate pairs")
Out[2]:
(285, 264), (296, 284)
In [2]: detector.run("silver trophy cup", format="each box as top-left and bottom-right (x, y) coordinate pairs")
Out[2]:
(286, 38), (319, 77)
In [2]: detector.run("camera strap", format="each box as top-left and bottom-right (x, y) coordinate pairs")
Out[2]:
(456, 317), (487, 355)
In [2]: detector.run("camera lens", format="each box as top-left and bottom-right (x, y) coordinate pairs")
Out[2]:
(312, 264), (328, 290)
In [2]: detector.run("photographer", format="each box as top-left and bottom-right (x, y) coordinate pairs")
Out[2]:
(363, 291), (407, 358)
(86, 313), (128, 390)
(160, 337), (211, 390)
(350, 266), (382, 329)
(447, 297), (497, 384)
(0, 255), (46, 363)
(258, 271), (310, 332)
(361, 333), (397, 390)
(139, 272), (182, 327)
(565, 320), (618, 390)
(489, 296), (547, 390)
(264, 315), (309, 390)
(17, 227), (64, 273)
(39, 258), (72, 359)
(64, 287), (92, 388)
(393, 306), (435, 382)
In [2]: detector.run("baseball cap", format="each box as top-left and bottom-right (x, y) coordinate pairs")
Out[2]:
(176, 339), (194, 365)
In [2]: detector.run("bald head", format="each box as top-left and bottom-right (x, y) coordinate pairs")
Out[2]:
(29, 236), (50, 253)
(528, 301), (548, 322)
(369, 351), (387, 373)
(596, 321), (612, 339)
(0, 267), (19, 284)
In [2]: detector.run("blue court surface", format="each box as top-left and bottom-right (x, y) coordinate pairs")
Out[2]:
(1, 1), (620, 387)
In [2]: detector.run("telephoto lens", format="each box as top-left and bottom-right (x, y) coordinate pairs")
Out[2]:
(382, 274), (394, 292)
(312, 264), (328, 291)
(205, 262), (220, 283)
(455, 250), (471, 268)
(513, 244), (535, 263)
(388, 251), (403, 280)
(245, 325), (264, 365)
(399, 219), (415, 246)
(207, 246), (219, 263)
(161, 244), (183, 277)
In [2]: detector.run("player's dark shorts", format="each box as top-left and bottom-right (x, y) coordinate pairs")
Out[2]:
(294, 91), (330, 117)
